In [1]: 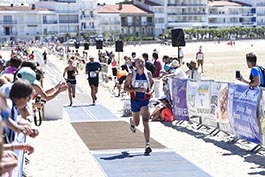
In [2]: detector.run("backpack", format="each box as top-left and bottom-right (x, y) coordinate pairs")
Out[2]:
(258, 66), (265, 87)
(250, 66), (265, 87)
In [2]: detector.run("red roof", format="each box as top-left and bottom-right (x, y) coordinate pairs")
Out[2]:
(0, 5), (49, 11)
(97, 4), (149, 14)
(208, 1), (249, 7)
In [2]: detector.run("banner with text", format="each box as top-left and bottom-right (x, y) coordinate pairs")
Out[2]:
(258, 89), (265, 145)
(228, 84), (261, 144)
(172, 79), (189, 120)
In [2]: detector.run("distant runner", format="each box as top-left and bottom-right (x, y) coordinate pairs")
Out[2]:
(85, 56), (101, 105)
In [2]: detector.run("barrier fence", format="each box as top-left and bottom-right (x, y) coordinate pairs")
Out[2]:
(168, 78), (265, 149)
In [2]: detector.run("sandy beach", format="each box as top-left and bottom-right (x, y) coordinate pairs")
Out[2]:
(6, 39), (265, 177)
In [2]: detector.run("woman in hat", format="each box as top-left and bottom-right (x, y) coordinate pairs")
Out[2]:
(186, 60), (201, 80)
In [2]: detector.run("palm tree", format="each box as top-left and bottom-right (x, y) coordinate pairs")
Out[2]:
(65, 32), (71, 42)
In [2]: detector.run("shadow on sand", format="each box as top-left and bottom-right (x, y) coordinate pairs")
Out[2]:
(162, 121), (265, 176)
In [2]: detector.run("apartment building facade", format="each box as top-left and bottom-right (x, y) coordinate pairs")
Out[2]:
(133, 0), (208, 37)
(0, 0), (265, 42)
(36, 0), (98, 38)
(97, 3), (154, 40)
(0, 0), (98, 42)
(133, 0), (265, 37)
(208, 1), (254, 28)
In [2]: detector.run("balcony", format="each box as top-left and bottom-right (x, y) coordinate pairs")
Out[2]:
(0, 20), (17, 24)
(43, 20), (58, 24)
(241, 22), (256, 26)
(168, 12), (207, 16)
(0, 32), (18, 36)
(80, 15), (94, 19)
(121, 22), (135, 26)
(141, 22), (154, 26)
(167, 3), (206, 6)
(241, 12), (256, 17)
(99, 21), (120, 25)
(257, 3), (265, 6)
(59, 20), (78, 24)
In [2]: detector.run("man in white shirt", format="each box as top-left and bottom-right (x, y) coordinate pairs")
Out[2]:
(196, 48), (204, 73)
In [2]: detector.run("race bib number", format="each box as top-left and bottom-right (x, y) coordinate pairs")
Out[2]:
(89, 71), (97, 78)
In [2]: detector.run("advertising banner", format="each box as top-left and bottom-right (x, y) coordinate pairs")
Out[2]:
(186, 80), (198, 118)
(212, 82), (232, 132)
(258, 89), (265, 145)
(228, 84), (261, 144)
(171, 79), (189, 121)
(195, 80), (211, 118)
(186, 80), (211, 124)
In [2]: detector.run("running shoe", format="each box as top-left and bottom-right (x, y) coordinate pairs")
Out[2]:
(129, 118), (136, 133)
(145, 143), (152, 154)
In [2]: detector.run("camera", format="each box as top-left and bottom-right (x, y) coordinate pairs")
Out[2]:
(35, 95), (46, 104)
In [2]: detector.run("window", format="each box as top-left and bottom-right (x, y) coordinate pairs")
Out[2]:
(43, 16), (47, 23)
(81, 22), (86, 29)
(3, 16), (12, 23)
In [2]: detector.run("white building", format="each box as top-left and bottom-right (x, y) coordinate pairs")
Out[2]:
(0, 0), (265, 42)
(235, 0), (265, 26)
(208, 1), (254, 28)
(97, 4), (121, 39)
(97, 3), (154, 39)
(0, 0), (98, 42)
(0, 4), (53, 42)
(133, 0), (208, 37)
(36, 0), (98, 39)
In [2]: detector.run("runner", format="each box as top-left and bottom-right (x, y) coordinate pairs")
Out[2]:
(42, 50), (48, 64)
(63, 59), (79, 106)
(124, 57), (154, 154)
(85, 56), (101, 105)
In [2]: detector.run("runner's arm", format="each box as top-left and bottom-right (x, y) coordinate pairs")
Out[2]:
(123, 73), (134, 92)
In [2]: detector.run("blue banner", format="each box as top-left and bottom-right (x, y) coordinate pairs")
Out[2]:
(172, 79), (189, 120)
(228, 84), (261, 144)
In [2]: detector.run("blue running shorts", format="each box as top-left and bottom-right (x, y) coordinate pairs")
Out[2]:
(130, 99), (149, 112)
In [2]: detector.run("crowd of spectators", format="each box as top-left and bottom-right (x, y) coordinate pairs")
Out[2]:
(0, 42), (67, 176)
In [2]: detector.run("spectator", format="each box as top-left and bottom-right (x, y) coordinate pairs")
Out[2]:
(111, 53), (118, 78)
(0, 58), (5, 73)
(3, 57), (22, 75)
(16, 67), (68, 102)
(142, 53), (155, 75)
(121, 57), (133, 73)
(163, 60), (187, 79)
(28, 51), (35, 61)
(115, 68), (127, 97)
(186, 60), (201, 80)
(131, 52), (136, 61)
(160, 55), (172, 76)
(152, 52), (162, 78)
(150, 95), (173, 122)
(0, 80), (36, 143)
(0, 93), (34, 175)
(237, 52), (264, 88)
(178, 47), (184, 65)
